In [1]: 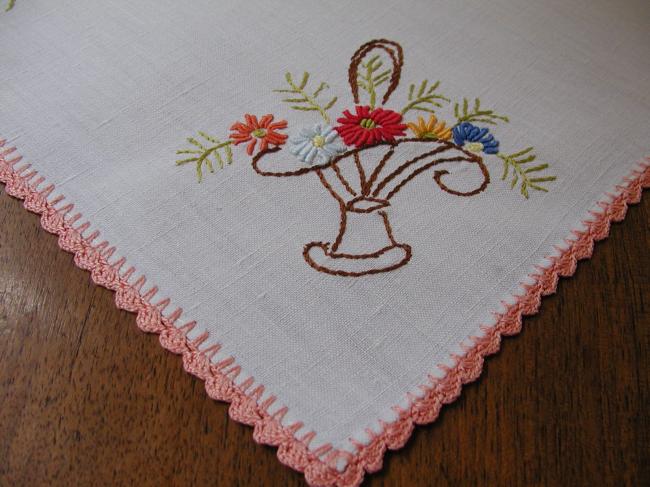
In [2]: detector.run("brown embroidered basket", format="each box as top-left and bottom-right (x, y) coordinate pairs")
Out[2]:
(252, 40), (490, 276)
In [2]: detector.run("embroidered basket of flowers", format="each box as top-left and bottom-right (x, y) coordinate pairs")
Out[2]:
(176, 39), (556, 277)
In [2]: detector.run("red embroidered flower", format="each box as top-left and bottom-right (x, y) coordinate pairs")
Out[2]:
(230, 114), (288, 155)
(335, 106), (407, 147)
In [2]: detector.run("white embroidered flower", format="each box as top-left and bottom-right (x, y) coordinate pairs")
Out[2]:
(289, 124), (347, 165)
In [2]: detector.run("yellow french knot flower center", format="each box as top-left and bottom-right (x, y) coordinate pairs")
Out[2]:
(360, 118), (377, 129)
(312, 135), (325, 148)
(252, 128), (267, 138)
(465, 142), (484, 153)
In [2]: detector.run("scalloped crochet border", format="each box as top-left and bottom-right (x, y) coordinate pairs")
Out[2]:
(0, 139), (648, 486)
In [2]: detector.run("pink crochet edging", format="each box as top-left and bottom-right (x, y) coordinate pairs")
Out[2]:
(329, 159), (650, 486)
(0, 141), (342, 481)
(1, 139), (648, 487)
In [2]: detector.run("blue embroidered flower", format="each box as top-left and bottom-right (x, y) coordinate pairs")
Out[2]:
(452, 122), (499, 155)
(289, 124), (347, 165)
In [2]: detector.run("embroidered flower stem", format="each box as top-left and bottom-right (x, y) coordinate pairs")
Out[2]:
(176, 132), (233, 183)
(357, 55), (392, 109)
(273, 72), (337, 124)
(498, 147), (556, 198)
(454, 97), (509, 125)
(400, 80), (450, 115)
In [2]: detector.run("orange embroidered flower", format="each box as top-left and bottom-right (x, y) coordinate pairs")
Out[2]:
(406, 115), (452, 141)
(230, 114), (288, 156)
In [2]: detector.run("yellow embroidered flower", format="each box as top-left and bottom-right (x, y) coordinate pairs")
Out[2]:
(406, 115), (452, 141)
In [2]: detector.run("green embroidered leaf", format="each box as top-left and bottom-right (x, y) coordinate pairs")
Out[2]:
(273, 72), (337, 123)
(312, 82), (328, 98)
(323, 97), (337, 110)
(400, 80), (450, 115)
(357, 55), (394, 109)
(454, 98), (509, 125)
(498, 147), (557, 198)
(4, 0), (15, 12)
(176, 131), (233, 183)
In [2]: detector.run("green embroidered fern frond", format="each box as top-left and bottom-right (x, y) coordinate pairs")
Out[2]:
(273, 72), (337, 123)
(176, 132), (232, 183)
(454, 98), (509, 125)
(5, 0), (16, 12)
(498, 147), (556, 198)
(400, 80), (450, 115)
(357, 55), (392, 109)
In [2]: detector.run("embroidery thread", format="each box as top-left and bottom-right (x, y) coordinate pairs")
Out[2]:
(174, 39), (557, 276)
(453, 97), (509, 125)
(229, 114), (288, 156)
(406, 115), (452, 141)
(4, 0), (15, 12)
(176, 132), (233, 183)
(273, 72), (337, 123)
(400, 80), (450, 115)
(498, 147), (556, 197)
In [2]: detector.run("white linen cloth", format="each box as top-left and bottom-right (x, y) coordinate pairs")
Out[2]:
(1, 0), (649, 463)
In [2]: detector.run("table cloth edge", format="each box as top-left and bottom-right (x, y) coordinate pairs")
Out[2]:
(1, 137), (648, 487)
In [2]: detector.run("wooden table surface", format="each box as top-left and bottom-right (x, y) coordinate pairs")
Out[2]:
(0, 187), (648, 487)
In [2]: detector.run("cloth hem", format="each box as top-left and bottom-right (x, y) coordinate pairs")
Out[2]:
(1, 138), (647, 486)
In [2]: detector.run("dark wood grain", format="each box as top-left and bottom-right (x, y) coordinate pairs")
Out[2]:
(0, 189), (648, 487)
